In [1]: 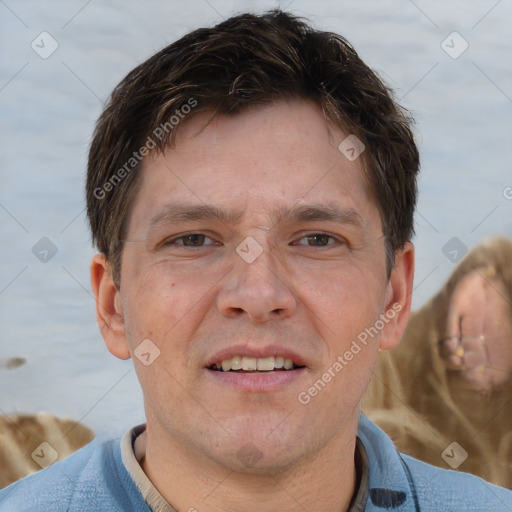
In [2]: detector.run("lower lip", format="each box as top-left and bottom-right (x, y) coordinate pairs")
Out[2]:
(205, 368), (307, 392)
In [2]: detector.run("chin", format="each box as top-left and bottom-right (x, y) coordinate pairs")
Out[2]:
(209, 422), (316, 476)
(215, 441), (305, 476)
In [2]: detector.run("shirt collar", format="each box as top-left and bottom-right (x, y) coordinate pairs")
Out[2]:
(120, 417), (375, 512)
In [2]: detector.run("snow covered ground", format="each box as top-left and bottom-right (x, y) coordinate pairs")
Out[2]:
(1, 0), (511, 440)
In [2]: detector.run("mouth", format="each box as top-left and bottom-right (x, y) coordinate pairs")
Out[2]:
(209, 355), (305, 373)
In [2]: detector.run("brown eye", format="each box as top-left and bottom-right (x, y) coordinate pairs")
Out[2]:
(181, 234), (206, 246)
(166, 234), (213, 247)
(297, 233), (337, 247)
(308, 234), (330, 246)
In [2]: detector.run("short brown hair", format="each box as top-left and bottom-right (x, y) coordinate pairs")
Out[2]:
(86, 10), (419, 287)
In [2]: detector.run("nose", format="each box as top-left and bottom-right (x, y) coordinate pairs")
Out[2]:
(216, 241), (297, 323)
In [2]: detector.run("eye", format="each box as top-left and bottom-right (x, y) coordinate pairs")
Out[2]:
(295, 233), (340, 247)
(164, 233), (216, 247)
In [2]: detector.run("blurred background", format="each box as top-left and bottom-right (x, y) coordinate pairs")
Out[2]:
(1, 0), (511, 441)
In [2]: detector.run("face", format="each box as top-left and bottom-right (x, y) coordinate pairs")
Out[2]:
(92, 99), (413, 473)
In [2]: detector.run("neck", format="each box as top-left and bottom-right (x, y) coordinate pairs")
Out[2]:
(139, 416), (359, 512)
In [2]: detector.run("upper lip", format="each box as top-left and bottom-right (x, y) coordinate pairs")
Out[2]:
(205, 344), (308, 368)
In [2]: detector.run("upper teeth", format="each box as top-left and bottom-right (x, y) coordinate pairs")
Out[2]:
(214, 356), (295, 372)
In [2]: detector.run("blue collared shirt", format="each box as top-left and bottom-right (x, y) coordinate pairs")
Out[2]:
(1, 413), (511, 511)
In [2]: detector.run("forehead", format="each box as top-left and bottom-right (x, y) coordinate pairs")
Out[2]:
(126, 99), (379, 236)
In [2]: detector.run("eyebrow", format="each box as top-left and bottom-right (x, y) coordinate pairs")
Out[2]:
(277, 203), (364, 228)
(148, 203), (244, 229)
(147, 202), (364, 231)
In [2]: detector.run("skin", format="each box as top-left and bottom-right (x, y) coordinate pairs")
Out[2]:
(91, 99), (414, 512)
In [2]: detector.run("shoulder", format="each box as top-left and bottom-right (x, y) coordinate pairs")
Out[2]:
(401, 453), (512, 511)
(358, 413), (512, 511)
(0, 435), (147, 512)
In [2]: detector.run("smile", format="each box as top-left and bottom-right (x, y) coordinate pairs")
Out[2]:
(210, 355), (304, 372)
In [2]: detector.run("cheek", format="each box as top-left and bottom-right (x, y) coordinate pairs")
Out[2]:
(121, 257), (224, 347)
(295, 259), (386, 332)
(120, 245), (240, 376)
(292, 260), (387, 403)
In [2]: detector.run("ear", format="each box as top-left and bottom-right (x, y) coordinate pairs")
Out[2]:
(379, 242), (415, 351)
(90, 254), (131, 360)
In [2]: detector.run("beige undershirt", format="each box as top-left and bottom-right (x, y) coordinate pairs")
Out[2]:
(121, 424), (369, 512)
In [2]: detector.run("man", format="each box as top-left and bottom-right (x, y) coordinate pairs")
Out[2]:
(1, 10), (511, 511)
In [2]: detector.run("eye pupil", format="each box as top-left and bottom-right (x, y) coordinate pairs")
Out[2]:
(308, 234), (330, 246)
(184, 234), (205, 246)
